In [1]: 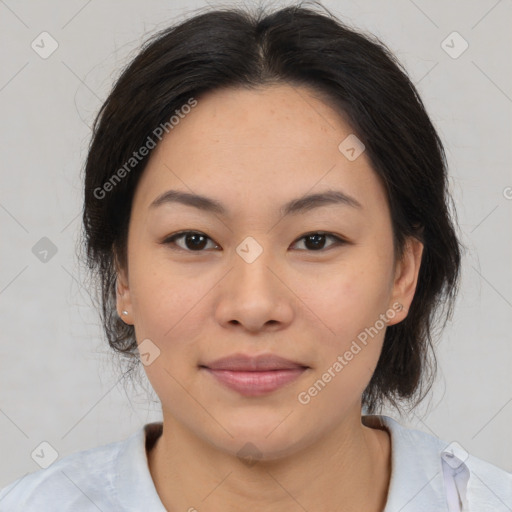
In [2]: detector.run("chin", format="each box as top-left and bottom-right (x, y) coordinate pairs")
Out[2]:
(204, 415), (315, 463)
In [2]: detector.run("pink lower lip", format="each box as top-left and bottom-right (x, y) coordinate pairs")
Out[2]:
(202, 368), (307, 396)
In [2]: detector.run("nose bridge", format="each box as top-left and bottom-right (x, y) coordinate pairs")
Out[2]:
(231, 234), (278, 294)
(213, 234), (293, 331)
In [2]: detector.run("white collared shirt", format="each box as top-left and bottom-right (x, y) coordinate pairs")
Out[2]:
(0, 415), (510, 511)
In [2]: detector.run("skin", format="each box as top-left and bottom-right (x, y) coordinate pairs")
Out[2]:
(116, 84), (424, 511)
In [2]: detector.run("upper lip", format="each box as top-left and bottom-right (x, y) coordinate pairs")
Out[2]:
(201, 353), (309, 371)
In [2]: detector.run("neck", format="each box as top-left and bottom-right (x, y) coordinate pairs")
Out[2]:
(147, 409), (391, 512)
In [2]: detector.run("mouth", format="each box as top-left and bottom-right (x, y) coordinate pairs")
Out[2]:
(199, 353), (310, 397)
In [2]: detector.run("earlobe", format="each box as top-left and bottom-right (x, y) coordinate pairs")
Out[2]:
(388, 237), (424, 326)
(116, 274), (133, 324)
(114, 253), (132, 323)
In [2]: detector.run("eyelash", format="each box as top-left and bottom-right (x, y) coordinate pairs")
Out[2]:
(161, 230), (347, 253)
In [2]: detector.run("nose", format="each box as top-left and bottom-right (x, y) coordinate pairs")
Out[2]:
(213, 250), (294, 334)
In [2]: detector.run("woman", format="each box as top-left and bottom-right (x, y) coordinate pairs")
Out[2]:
(1, 3), (510, 511)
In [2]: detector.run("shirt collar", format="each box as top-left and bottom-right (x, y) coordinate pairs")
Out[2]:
(114, 422), (166, 511)
(114, 416), (453, 511)
(363, 414), (451, 512)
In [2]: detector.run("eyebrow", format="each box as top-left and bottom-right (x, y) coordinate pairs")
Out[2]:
(149, 189), (363, 216)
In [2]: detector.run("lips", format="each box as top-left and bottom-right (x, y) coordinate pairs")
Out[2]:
(199, 353), (309, 397)
(201, 353), (308, 372)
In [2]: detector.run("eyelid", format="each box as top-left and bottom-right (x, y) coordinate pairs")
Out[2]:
(292, 231), (346, 251)
(161, 230), (348, 252)
(162, 230), (220, 251)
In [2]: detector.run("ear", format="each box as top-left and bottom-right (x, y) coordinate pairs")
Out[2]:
(387, 236), (424, 326)
(114, 251), (133, 325)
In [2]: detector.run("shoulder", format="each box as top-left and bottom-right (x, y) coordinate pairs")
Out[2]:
(0, 432), (136, 511)
(461, 447), (512, 507)
(392, 416), (511, 484)
(365, 415), (512, 511)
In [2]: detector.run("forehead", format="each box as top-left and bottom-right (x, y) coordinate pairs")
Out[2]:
(132, 84), (387, 219)
(160, 84), (351, 156)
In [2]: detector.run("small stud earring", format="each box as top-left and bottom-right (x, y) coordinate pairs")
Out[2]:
(122, 310), (128, 316)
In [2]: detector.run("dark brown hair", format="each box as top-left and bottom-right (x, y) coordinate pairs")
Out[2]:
(81, 1), (464, 414)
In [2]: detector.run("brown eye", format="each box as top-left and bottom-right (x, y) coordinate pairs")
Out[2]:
(291, 232), (345, 251)
(163, 231), (218, 251)
(162, 230), (345, 253)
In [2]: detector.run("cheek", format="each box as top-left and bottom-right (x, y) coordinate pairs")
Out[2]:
(299, 259), (393, 346)
(129, 266), (208, 400)
(128, 242), (184, 309)
(128, 255), (207, 349)
(296, 268), (391, 413)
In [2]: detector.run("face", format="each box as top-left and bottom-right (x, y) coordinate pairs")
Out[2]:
(116, 84), (423, 460)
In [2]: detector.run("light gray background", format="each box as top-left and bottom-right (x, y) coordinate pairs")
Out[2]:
(1, 0), (511, 488)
